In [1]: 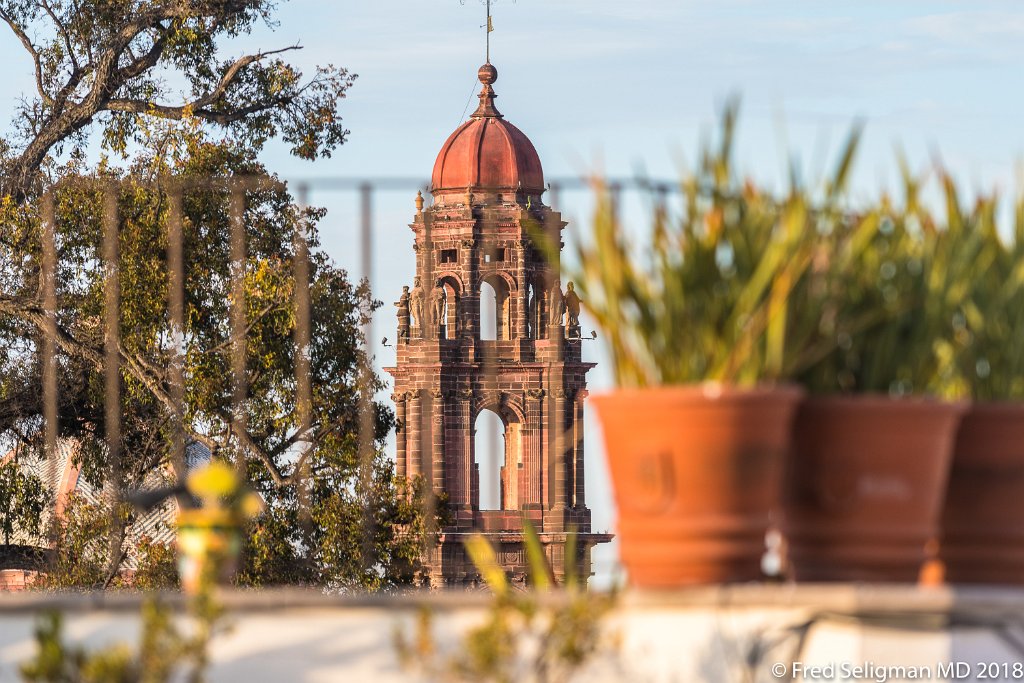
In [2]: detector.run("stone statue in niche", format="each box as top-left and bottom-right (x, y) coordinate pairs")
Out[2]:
(395, 285), (411, 341)
(409, 276), (425, 338)
(548, 278), (565, 327)
(564, 281), (581, 338)
(432, 280), (447, 339)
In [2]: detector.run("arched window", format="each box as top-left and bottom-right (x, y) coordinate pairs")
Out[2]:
(480, 275), (512, 341)
(480, 281), (498, 341)
(473, 407), (522, 511)
(433, 276), (460, 340)
(441, 279), (459, 339)
(474, 409), (505, 510)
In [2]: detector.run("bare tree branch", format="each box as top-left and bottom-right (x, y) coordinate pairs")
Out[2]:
(40, 0), (78, 72)
(0, 294), (336, 493)
(0, 9), (50, 106)
(106, 45), (302, 122)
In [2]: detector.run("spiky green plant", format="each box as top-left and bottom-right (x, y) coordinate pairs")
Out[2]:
(794, 165), (987, 399)
(394, 521), (617, 683)
(956, 192), (1024, 400)
(539, 102), (861, 388)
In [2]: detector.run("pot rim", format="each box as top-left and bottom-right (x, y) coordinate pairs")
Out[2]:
(961, 400), (1024, 415)
(589, 382), (804, 404)
(802, 392), (968, 414)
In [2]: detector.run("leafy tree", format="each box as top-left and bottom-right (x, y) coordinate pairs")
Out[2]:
(239, 469), (444, 590)
(0, 458), (47, 545)
(31, 492), (115, 590)
(0, 0), (354, 202)
(0, 3), (433, 588)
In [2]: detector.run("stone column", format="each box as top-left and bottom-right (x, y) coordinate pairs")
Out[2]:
(431, 389), (446, 493)
(459, 391), (474, 511)
(574, 392), (586, 507)
(553, 387), (568, 511)
(407, 391), (421, 478)
(514, 240), (528, 339)
(395, 392), (407, 478)
(525, 388), (545, 507)
(461, 239), (476, 338)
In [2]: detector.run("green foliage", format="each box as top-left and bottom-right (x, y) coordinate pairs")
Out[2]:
(552, 102), (1011, 400)
(132, 538), (179, 591)
(954, 194), (1024, 400)
(0, 120), (423, 587)
(793, 168), (988, 398)
(0, 0), (412, 590)
(22, 482), (229, 682)
(396, 523), (617, 683)
(543, 102), (858, 388)
(0, 0), (356, 201)
(20, 595), (222, 682)
(238, 470), (445, 591)
(0, 458), (46, 545)
(32, 493), (114, 590)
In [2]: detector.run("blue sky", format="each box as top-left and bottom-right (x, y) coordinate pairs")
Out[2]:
(3, 0), (1024, 582)
(229, 0), (1024, 192)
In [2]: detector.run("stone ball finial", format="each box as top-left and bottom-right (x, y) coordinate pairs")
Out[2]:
(478, 63), (498, 85)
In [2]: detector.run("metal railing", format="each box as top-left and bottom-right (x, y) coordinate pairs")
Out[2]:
(8, 174), (679, 589)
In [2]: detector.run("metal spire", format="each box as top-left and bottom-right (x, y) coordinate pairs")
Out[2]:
(485, 0), (493, 63)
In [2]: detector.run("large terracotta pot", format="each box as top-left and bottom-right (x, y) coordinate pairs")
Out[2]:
(782, 395), (965, 582)
(592, 384), (802, 587)
(941, 403), (1024, 584)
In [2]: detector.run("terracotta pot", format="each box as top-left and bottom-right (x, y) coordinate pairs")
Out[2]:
(940, 402), (1024, 584)
(782, 395), (965, 582)
(592, 384), (802, 587)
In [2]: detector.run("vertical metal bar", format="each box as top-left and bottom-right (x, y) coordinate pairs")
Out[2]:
(609, 182), (622, 229)
(102, 181), (122, 574)
(545, 193), (566, 520)
(482, 200), (499, 512)
(394, 392), (407, 478)
(548, 182), (561, 215)
(229, 183), (248, 474)
(166, 185), (186, 485)
(419, 205), (437, 556)
(294, 183), (313, 530)
(40, 191), (58, 485)
(358, 183), (376, 572)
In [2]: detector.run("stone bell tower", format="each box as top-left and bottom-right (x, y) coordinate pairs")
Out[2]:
(385, 63), (610, 587)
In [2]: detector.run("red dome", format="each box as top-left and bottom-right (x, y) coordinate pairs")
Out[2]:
(430, 64), (544, 194)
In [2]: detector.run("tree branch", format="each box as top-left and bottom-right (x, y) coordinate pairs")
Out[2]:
(113, 30), (168, 82)
(200, 303), (279, 357)
(105, 45), (302, 124)
(1, 294), (332, 493)
(0, 9), (50, 106)
(0, 295), (181, 420)
(40, 1), (79, 72)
